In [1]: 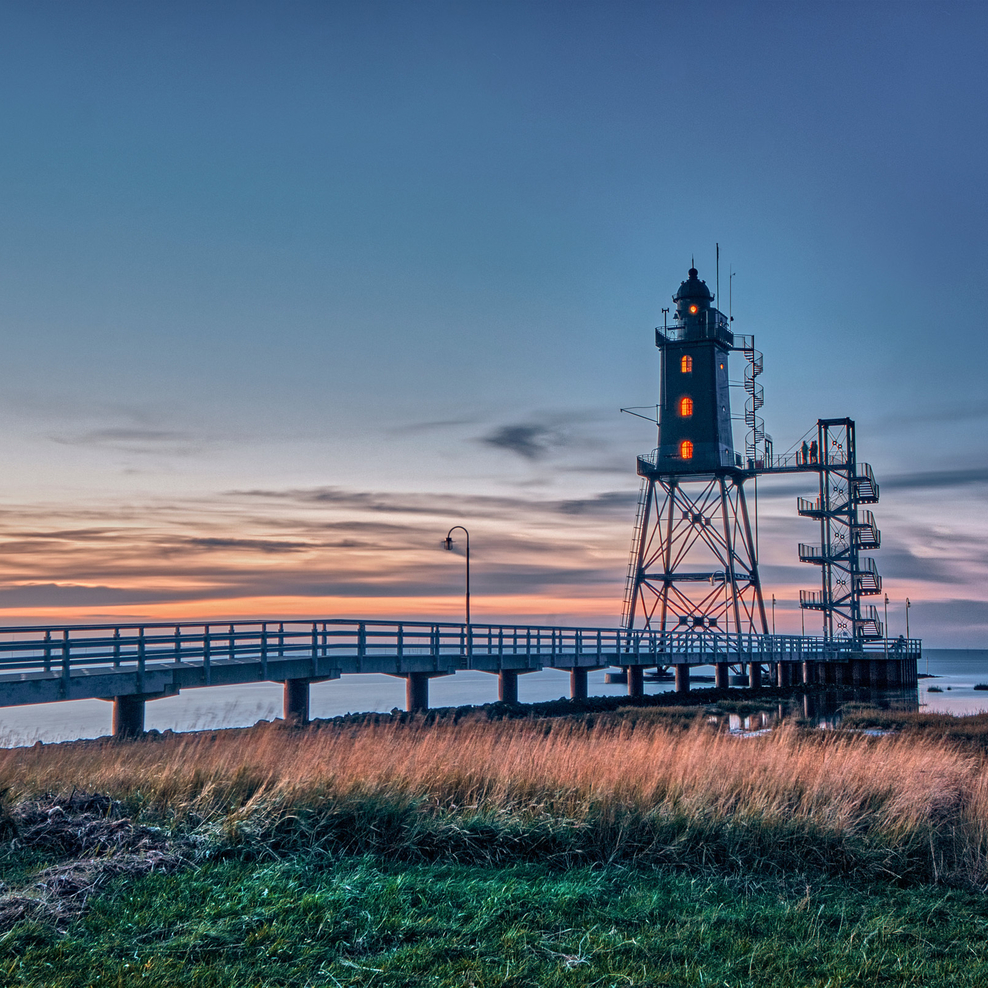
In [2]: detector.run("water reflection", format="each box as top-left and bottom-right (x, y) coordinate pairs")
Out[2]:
(714, 687), (920, 734)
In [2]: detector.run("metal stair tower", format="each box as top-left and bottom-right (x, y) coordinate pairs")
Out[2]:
(797, 418), (884, 639)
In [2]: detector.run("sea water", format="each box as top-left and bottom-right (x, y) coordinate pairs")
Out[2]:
(0, 649), (984, 747)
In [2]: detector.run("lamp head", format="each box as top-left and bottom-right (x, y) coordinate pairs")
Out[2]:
(443, 536), (453, 551)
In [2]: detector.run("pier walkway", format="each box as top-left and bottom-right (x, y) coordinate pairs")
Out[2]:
(0, 619), (921, 735)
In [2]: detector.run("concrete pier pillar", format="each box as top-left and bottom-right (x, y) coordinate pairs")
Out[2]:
(851, 660), (866, 687)
(283, 678), (310, 725)
(675, 664), (690, 694)
(112, 695), (145, 738)
(887, 659), (900, 687)
(570, 667), (588, 700)
(872, 660), (888, 689)
(791, 662), (803, 685)
(777, 663), (790, 688)
(499, 669), (519, 704)
(802, 660), (815, 685)
(405, 672), (430, 712)
(748, 663), (761, 688)
(628, 665), (644, 698)
(715, 662), (730, 690)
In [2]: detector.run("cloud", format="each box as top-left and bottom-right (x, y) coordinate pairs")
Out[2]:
(49, 428), (206, 455)
(0, 476), (639, 614)
(479, 423), (566, 460)
(863, 546), (969, 585)
(555, 492), (639, 515)
(228, 485), (639, 520)
(386, 417), (479, 435)
(0, 583), (186, 606)
(230, 486), (529, 515)
(882, 467), (988, 491)
(175, 537), (314, 554)
(905, 599), (988, 647)
(879, 399), (988, 430)
(556, 461), (636, 475)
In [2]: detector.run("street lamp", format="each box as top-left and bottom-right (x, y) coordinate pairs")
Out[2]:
(905, 597), (911, 641)
(443, 526), (470, 626)
(884, 593), (889, 660)
(771, 594), (776, 635)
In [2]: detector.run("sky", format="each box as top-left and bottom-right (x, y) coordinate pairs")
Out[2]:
(0, 0), (985, 645)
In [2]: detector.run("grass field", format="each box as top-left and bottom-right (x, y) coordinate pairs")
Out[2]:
(2, 703), (988, 985)
(6, 858), (988, 987)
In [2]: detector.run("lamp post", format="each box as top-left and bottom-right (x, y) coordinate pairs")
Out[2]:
(443, 526), (470, 626)
(771, 594), (776, 635)
(906, 597), (910, 641)
(884, 593), (889, 660)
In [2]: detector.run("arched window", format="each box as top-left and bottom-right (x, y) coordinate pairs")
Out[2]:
(680, 440), (694, 460)
(681, 355), (692, 373)
(679, 396), (693, 418)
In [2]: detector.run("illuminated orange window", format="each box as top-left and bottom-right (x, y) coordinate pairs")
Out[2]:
(681, 355), (692, 373)
(679, 396), (693, 417)
(680, 440), (694, 459)
(689, 304), (698, 314)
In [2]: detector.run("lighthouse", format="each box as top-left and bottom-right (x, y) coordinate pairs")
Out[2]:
(655, 267), (737, 473)
(622, 264), (766, 639)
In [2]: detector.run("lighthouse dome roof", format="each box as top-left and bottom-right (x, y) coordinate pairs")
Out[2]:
(673, 267), (714, 304)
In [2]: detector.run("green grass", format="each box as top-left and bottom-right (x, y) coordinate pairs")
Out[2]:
(3, 855), (988, 986)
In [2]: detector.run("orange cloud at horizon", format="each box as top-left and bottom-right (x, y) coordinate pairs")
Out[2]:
(0, 482), (981, 645)
(0, 593), (627, 629)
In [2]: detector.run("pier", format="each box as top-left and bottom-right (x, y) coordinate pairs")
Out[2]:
(0, 618), (920, 736)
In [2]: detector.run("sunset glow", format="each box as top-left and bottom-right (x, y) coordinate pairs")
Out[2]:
(0, 4), (984, 645)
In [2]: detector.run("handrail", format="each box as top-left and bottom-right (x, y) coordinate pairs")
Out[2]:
(0, 617), (923, 679)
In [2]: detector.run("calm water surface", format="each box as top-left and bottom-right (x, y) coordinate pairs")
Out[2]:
(0, 648), (983, 746)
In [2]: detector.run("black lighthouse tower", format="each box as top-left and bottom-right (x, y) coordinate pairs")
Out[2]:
(655, 267), (736, 473)
(622, 266), (769, 640)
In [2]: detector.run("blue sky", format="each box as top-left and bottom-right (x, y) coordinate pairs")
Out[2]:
(0, 1), (985, 644)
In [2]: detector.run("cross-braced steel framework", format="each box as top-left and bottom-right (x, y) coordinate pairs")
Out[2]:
(622, 468), (768, 638)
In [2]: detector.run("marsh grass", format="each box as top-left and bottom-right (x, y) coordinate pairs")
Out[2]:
(1, 713), (987, 886)
(840, 708), (988, 749)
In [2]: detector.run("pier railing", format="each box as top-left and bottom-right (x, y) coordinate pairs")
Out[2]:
(0, 619), (923, 679)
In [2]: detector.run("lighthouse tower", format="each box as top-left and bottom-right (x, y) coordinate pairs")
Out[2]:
(622, 266), (768, 639)
(655, 267), (736, 473)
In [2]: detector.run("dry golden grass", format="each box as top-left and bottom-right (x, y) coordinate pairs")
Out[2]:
(2, 714), (987, 884)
